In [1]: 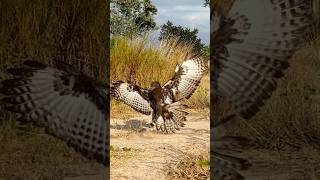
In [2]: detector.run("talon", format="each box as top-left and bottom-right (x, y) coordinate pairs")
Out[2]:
(146, 122), (155, 128)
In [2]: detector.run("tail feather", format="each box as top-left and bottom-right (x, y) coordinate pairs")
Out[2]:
(163, 102), (188, 131)
(165, 101), (188, 111)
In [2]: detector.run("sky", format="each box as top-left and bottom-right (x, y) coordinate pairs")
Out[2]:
(151, 0), (210, 45)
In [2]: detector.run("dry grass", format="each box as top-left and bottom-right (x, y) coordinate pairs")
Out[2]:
(110, 145), (140, 168)
(226, 29), (320, 151)
(166, 154), (210, 180)
(110, 36), (209, 118)
(0, 0), (108, 179)
(0, 128), (102, 180)
(0, 0), (108, 81)
(110, 36), (195, 86)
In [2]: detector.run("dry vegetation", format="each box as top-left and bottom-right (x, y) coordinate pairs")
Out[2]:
(211, 0), (320, 150)
(211, 1), (320, 178)
(166, 154), (210, 180)
(110, 145), (140, 168)
(0, 0), (108, 80)
(0, 0), (108, 179)
(224, 26), (320, 151)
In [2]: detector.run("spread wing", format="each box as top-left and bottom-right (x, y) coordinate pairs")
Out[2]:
(163, 57), (207, 102)
(212, 0), (313, 119)
(0, 60), (109, 166)
(111, 81), (153, 115)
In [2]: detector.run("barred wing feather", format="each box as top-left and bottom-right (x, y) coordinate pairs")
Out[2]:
(0, 60), (109, 166)
(164, 58), (207, 101)
(111, 81), (153, 115)
(212, 0), (313, 118)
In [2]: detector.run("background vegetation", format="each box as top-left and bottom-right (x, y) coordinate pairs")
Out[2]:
(213, 0), (320, 153)
(110, 0), (210, 117)
(110, 0), (157, 36)
(228, 30), (320, 150)
(0, 0), (108, 179)
(159, 21), (206, 57)
(0, 0), (108, 80)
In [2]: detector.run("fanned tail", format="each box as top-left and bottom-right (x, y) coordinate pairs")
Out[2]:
(159, 102), (188, 133)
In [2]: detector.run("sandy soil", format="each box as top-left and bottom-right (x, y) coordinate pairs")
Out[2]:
(110, 111), (210, 180)
(109, 110), (320, 180)
(1, 109), (319, 180)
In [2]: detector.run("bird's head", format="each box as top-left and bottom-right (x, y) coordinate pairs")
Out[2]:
(150, 81), (161, 91)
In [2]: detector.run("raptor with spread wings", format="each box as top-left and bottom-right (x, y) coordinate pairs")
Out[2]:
(0, 60), (109, 166)
(111, 57), (207, 133)
(211, 0), (313, 179)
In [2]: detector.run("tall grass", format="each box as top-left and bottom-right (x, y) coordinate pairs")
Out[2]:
(227, 34), (320, 150)
(110, 36), (209, 117)
(0, 1), (109, 177)
(0, 0), (108, 81)
(0, 0), (109, 135)
(111, 36), (194, 86)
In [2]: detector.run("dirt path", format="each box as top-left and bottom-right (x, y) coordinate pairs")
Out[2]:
(110, 111), (210, 180)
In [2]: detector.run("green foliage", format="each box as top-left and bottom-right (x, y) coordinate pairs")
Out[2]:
(203, 0), (210, 7)
(203, 45), (210, 61)
(159, 21), (205, 56)
(110, 0), (157, 37)
(197, 159), (210, 167)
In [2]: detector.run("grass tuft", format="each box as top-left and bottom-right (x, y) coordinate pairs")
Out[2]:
(166, 154), (210, 180)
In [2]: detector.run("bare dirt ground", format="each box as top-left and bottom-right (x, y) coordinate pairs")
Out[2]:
(110, 110), (210, 180)
(109, 108), (320, 180)
(1, 108), (319, 179)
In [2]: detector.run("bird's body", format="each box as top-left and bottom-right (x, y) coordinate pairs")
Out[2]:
(149, 82), (166, 125)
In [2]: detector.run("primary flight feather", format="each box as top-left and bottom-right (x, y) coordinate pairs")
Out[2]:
(0, 60), (109, 166)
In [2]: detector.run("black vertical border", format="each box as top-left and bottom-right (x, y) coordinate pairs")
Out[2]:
(209, 1), (216, 179)
(106, 0), (110, 179)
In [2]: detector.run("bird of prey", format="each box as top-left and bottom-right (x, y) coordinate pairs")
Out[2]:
(0, 60), (109, 166)
(211, 0), (313, 179)
(111, 57), (207, 133)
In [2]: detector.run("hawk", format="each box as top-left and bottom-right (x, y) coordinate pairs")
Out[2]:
(0, 60), (109, 166)
(111, 57), (207, 133)
(211, 0), (313, 179)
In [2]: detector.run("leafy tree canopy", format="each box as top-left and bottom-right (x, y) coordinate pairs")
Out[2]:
(203, 0), (210, 7)
(111, 0), (157, 36)
(159, 21), (205, 56)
